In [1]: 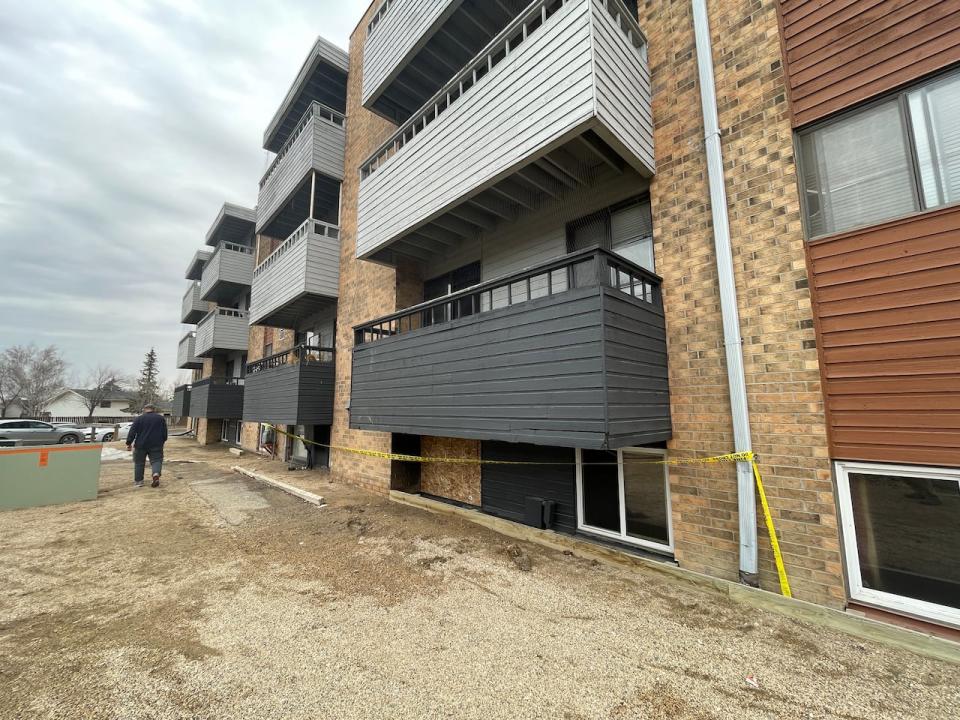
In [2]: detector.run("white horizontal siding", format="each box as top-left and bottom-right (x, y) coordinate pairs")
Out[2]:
(357, 0), (596, 259)
(361, 0), (462, 110)
(177, 334), (200, 368)
(257, 115), (346, 232)
(249, 227), (340, 326)
(181, 282), (205, 322)
(591, 0), (654, 175)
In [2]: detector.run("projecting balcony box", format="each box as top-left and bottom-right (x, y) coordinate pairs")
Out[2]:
(177, 332), (202, 370)
(200, 242), (254, 305)
(185, 248), (212, 281)
(181, 282), (207, 324)
(189, 377), (244, 420)
(242, 345), (335, 426)
(249, 220), (341, 328)
(351, 248), (671, 449)
(195, 308), (249, 357)
(172, 384), (191, 417)
(357, 0), (653, 264)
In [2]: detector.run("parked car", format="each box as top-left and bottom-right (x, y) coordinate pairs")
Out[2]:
(0, 419), (85, 445)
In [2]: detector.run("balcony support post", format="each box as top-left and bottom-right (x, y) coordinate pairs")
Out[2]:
(309, 170), (316, 220)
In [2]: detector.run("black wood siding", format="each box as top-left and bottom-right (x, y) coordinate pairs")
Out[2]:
(242, 363), (335, 426)
(481, 442), (577, 535)
(190, 383), (244, 420)
(350, 286), (670, 449)
(172, 387), (191, 417)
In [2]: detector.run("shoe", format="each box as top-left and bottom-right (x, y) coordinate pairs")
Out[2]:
(134, 483), (144, 488)
(151, 474), (161, 488)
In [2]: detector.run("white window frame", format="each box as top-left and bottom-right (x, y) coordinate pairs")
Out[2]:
(220, 421), (229, 443)
(235, 421), (242, 445)
(575, 447), (673, 554)
(834, 460), (960, 628)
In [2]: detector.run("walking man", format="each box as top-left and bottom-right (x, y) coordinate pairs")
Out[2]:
(126, 403), (168, 488)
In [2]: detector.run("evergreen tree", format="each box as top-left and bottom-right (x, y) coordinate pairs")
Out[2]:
(132, 348), (161, 411)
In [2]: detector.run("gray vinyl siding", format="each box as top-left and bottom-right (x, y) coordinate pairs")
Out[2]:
(590, 0), (655, 175)
(195, 309), (249, 356)
(181, 282), (206, 324)
(249, 226), (340, 326)
(481, 442), (578, 534)
(356, 0), (655, 261)
(257, 114), (346, 232)
(177, 333), (201, 369)
(200, 245), (254, 301)
(357, 0), (596, 259)
(190, 382), (244, 420)
(361, 0), (463, 111)
(350, 285), (671, 448)
(172, 387), (191, 417)
(242, 363), (335, 426)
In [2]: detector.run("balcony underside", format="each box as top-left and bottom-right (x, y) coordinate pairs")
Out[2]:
(358, 0), (654, 265)
(242, 364), (334, 426)
(363, 0), (529, 123)
(190, 384), (244, 420)
(254, 292), (335, 330)
(182, 307), (206, 325)
(200, 279), (250, 306)
(363, 128), (641, 267)
(205, 204), (256, 247)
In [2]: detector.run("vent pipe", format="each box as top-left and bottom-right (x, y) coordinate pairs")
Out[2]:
(691, 0), (759, 585)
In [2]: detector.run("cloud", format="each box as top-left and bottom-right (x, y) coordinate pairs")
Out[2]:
(0, 0), (368, 387)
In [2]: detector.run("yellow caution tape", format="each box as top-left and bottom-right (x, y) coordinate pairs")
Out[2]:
(262, 423), (792, 596)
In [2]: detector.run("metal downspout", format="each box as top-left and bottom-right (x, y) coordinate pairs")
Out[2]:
(691, 0), (759, 585)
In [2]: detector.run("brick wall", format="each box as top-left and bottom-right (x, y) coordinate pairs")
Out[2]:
(329, 5), (410, 495)
(638, 0), (842, 605)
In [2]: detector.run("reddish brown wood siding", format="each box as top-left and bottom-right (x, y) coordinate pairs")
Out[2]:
(808, 204), (960, 467)
(778, 0), (960, 127)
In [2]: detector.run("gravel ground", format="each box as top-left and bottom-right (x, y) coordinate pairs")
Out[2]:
(1, 437), (957, 719)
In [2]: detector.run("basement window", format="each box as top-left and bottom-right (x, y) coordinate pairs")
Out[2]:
(835, 461), (960, 627)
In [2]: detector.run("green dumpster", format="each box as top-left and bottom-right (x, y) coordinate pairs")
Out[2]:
(0, 444), (101, 510)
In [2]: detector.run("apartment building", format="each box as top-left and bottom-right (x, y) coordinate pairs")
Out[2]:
(170, 0), (960, 632)
(177, 203), (256, 445)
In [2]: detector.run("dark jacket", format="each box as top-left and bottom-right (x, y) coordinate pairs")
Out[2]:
(127, 412), (168, 448)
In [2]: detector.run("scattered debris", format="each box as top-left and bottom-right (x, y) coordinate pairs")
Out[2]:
(506, 544), (532, 572)
(745, 674), (760, 689)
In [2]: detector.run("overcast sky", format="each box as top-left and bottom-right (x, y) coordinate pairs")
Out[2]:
(0, 0), (368, 390)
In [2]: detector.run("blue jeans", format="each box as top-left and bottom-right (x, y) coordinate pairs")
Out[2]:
(133, 446), (164, 485)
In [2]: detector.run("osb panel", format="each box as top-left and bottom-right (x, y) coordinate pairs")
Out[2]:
(421, 437), (481, 507)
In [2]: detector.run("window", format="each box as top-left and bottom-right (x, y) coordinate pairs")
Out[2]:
(422, 261), (481, 326)
(575, 448), (672, 553)
(566, 196), (654, 272)
(100, 401), (111, 409)
(835, 461), (960, 627)
(798, 69), (960, 238)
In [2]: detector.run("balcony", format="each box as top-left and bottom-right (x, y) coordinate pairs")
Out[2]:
(172, 384), (191, 417)
(185, 248), (212, 281)
(249, 220), (340, 328)
(257, 102), (346, 235)
(357, 0), (653, 264)
(195, 308), (249, 357)
(177, 332), (202, 370)
(362, 0), (531, 122)
(351, 248), (670, 449)
(190, 377), (244, 420)
(243, 345), (335, 426)
(181, 282), (207, 324)
(205, 203), (256, 248)
(199, 242), (254, 304)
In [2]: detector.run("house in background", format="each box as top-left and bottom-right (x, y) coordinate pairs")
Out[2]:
(5, 387), (138, 421)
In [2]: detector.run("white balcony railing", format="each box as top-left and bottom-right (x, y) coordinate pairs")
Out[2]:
(356, 0), (653, 260)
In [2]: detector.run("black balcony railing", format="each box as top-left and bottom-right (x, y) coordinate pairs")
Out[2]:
(354, 247), (661, 346)
(246, 345), (335, 375)
(193, 376), (245, 388)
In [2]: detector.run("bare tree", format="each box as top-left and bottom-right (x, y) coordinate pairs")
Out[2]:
(0, 346), (30, 417)
(80, 365), (127, 421)
(20, 345), (68, 418)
